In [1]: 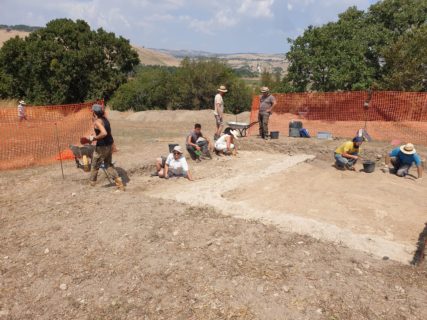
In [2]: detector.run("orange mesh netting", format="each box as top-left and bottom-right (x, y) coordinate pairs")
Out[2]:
(0, 101), (102, 170)
(249, 91), (427, 145)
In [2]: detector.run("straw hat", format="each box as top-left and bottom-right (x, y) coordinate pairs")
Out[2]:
(230, 129), (239, 139)
(260, 86), (270, 93)
(19, 100), (26, 105)
(400, 143), (416, 155)
(173, 145), (183, 154)
(217, 85), (228, 93)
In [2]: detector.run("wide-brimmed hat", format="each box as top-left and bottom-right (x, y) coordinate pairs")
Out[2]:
(400, 143), (416, 155)
(19, 100), (26, 105)
(230, 129), (239, 139)
(217, 85), (228, 93)
(173, 145), (183, 154)
(260, 86), (270, 93)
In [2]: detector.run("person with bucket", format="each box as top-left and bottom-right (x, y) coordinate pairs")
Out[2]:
(385, 143), (423, 179)
(258, 87), (277, 140)
(334, 137), (364, 171)
(186, 123), (212, 161)
(155, 146), (193, 181)
(87, 104), (125, 191)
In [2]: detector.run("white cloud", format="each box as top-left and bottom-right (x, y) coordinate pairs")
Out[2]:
(238, 0), (275, 18)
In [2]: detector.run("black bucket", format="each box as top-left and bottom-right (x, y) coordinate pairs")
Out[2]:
(363, 160), (376, 173)
(270, 131), (280, 139)
(168, 144), (179, 153)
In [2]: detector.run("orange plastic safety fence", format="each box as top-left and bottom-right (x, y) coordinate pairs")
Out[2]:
(249, 91), (427, 145)
(0, 101), (102, 170)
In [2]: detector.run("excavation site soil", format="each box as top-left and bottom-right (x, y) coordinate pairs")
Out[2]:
(1, 110), (427, 320)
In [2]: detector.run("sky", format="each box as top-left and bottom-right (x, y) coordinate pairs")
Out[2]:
(0, 0), (378, 53)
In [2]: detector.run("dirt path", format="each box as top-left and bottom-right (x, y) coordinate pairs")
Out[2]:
(145, 151), (421, 263)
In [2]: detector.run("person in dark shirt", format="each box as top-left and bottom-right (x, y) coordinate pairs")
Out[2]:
(186, 123), (211, 161)
(87, 104), (125, 191)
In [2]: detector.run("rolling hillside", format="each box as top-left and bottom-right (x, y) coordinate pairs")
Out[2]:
(0, 28), (287, 72)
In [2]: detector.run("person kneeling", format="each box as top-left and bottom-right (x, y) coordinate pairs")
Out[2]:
(385, 143), (423, 179)
(215, 128), (239, 156)
(334, 136), (364, 171)
(156, 146), (193, 181)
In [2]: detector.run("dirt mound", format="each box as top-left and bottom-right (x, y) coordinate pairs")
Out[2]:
(110, 109), (250, 124)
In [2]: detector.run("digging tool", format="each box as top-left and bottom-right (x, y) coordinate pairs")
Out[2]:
(54, 123), (65, 180)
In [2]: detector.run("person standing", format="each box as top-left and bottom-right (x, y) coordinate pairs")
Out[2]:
(87, 104), (125, 191)
(18, 100), (28, 121)
(214, 85), (228, 140)
(385, 143), (423, 179)
(258, 87), (277, 139)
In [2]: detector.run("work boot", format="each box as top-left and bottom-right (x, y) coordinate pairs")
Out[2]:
(114, 177), (126, 191)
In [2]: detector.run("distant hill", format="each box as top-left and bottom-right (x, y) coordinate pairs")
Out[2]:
(157, 48), (288, 75)
(0, 28), (287, 73)
(0, 24), (41, 32)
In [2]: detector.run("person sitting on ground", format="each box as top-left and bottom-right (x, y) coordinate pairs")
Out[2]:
(334, 136), (364, 170)
(186, 123), (212, 161)
(87, 104), (125, 191)
(155, 146), (193, 181)
(385, 143), (423, 179)
(215, 128), (239, 156)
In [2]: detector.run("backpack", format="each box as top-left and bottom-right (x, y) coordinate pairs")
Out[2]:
(299, 128), (311, 138)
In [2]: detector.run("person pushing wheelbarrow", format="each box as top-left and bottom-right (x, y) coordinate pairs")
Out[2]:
(83, 104), (125, 191)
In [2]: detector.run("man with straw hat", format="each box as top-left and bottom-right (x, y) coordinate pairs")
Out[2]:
(258, 87), (277, 140)
(18, 100), (28, 121)
(385, 143), (423, 179)
(214, 85), (228, 140)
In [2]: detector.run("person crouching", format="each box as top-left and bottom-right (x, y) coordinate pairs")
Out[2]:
(87, 104), (125, 191)
(156, 146), (193, 181)
(334, 136), (364, 170)
(215, 128), (239, 156)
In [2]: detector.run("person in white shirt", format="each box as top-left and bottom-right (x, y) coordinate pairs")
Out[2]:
(155, 146), (193, 181)
(214, 85), (227, 140)
(215, 128), (239, 155)
(18, 100), (27, 121)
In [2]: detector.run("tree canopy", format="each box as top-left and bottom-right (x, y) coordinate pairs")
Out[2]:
(283, 0), (427, 92)
(110, 59), (252, 114)
(0, 19), (139, 104)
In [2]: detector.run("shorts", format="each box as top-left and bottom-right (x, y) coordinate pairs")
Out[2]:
(215, 115), (223, 127)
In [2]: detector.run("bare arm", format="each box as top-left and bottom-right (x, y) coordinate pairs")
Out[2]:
(417, 166), (423, 179)
(342, 152), (358, 160)
(164, 164), (169, 178)
(226, 135), (231, 151)
(93, 119), (107, 140)
(187, 135), (200, 150)
(186, 170), (193, 181)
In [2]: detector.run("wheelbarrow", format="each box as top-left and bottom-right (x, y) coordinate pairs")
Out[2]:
(69, 144), (114, 184)
(227, 121), (259, 137)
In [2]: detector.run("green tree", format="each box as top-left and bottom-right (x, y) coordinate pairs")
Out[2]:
(283, 0), (427, 92)
(0, 19), (139, 104)
(379, 25), (427, 91)
(110, 59), (252, 113)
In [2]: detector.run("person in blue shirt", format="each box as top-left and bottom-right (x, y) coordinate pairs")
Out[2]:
(385, 143), (423, 179)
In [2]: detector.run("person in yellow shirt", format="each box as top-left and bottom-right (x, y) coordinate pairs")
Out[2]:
(334, 136), (364, 170)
